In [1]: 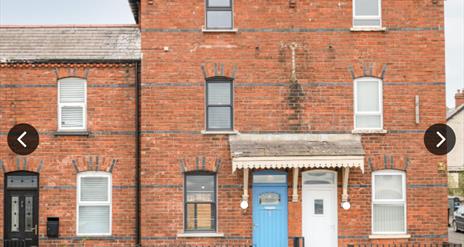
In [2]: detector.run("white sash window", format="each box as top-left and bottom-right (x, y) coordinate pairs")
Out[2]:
(58, 77), (87, 131)
(77, 172), (112, 236)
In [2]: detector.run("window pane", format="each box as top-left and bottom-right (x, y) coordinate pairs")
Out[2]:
(253, 174), (287, 184)
(357, 80), (379, 112)
(314, 199), (324, 215)
(61, 106), (84, 128)
(355, 0), (379, 16)
(207, 11), (232, 29)
(208, 82), (231, 105)
(78, 206), (110, 234)
(208, 0), (230, 7)
(186, 203), (214, 231)
(186, 175), (214, 202)
(81, 177), (109, 202)
(259, 192), (280, 205)
(208, 107), (231, 129)
(353, 19), (381, 27)
(375, 174), (403, 200)
(60, 78), (85, 103)
(355, 115), (381, 129)
(373, 204), (405, 233)
(303, 172), (335, 185)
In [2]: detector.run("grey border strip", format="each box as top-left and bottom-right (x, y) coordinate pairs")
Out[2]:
(141, 81), (445, 88)
(408, 184), (447, 188)
(0, 84), (133, 88)
(142, 26), (441, 33)
(40, 236), (134, 241)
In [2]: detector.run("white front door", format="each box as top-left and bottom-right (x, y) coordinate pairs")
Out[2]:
(302, 171), (337, 247)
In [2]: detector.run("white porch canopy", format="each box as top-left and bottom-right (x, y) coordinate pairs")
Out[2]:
(229, 133), (365, 208)
(232, 155), (364, 173)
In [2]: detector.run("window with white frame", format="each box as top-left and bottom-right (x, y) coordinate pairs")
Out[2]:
(58, 77), (87, 131)
(372, 170), (406, 234)
(354, 77), (383, 130)
(205, 0), (233, 30)
(353, 0), (382, 28)
(77, 172), (111, 236)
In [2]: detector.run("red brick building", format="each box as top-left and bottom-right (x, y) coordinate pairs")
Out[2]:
(0, 0), (448, 246)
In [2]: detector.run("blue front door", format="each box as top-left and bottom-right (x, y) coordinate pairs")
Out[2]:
(252, 172), (288, 247)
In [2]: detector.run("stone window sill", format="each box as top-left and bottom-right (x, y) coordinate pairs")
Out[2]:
(201, 130), (239, 135)
(54, 131), (90, 136)
(369, 234), (411, 239)
(351, 27), (387, 32)
(352, 129), (388, 134)
(177, 232), (225, 238)
(202, 28), (238, 33)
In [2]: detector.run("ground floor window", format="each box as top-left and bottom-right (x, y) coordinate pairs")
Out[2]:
(372, 170), (406, 234)
(184, 172), (216, 231)
(77, 172), (112, 236)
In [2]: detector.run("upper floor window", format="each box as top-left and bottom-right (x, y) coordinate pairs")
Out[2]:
(353, 0), (382, 28)
(206, 78), (233, 131)
(354, 77), (383, 130)
(77, 172), (112, 236)
(184, 172), (216, 232)
(372, 170), (406, 235)
(206, 0), (233, 30)
(58, 77), (87, 131)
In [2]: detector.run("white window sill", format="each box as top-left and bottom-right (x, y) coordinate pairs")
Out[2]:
(369, 234), (411, 239)
(55, 131), (90, 136)
(352, 129), (388, 134)
(351, 27), (387, 32)
(202, 28), (238, 33)
(177, 232), (225, 238)
(201, 130), (239, 135)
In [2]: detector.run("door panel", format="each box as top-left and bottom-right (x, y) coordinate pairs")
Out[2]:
(4, 173), (39, 247)
(252, 185), (288, 247)
(302, 187), (337, 247)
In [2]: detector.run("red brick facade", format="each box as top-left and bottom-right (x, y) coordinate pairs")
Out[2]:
(139, 0), (447, 246)
(0, 0), (449, 246)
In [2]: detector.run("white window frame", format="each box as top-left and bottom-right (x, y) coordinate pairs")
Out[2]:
(76, 171), (112, 236)
(371, 170), (407, 235)
(57, 77), (87, 131)
(354, 77), (383, 130)
(352, 0), (382, 28)
(204, 0), (234, 31)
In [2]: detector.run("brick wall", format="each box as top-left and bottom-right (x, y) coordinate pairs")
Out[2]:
(140, 0), (447, 245)
(0, 64), (137, 246)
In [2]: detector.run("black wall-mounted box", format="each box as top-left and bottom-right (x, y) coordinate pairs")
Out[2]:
(47, 217), (59, 238)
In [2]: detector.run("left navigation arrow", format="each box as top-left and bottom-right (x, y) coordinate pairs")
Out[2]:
(7, 124), (39, 155)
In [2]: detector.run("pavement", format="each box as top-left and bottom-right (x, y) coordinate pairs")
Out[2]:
(449, 227), (464, 244)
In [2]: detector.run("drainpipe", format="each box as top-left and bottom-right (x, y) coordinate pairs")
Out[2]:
(135, 61), (142, 246)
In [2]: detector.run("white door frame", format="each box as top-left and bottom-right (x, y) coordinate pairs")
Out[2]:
(302, 170), (338, 246)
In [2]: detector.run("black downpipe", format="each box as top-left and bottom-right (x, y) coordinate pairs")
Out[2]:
(135, 61), (142, 246)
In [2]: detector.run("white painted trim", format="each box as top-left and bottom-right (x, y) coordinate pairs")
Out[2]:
(76, 171), (112, 236)
(57, 77), (87, 131)
(369, 234), (411, 239)
(350, 27), (386, 32)
(371, 170), (407, 235)
(201, 130), (239, 135)
(177, 232), (225, 238)
(353, 77), (383, 130)
(352, 0), (382, 28)
(232, 156), (364, 173)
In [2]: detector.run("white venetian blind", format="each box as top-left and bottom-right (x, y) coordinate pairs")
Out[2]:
(78, 173), (111, 235)
(80, 177), (109, 202)
(58, 77), (86, 130)
(78, 206), (110, 234)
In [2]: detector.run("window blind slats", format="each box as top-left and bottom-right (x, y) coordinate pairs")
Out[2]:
(80, 177), (108, 201)
(61, 106), (84, 128)
(59, 78), (85, 103)
(208, 83), (231, 105)
(355, 0), (379, 16)
(208, 107), (231, 129)
(78, 206), (110, 234)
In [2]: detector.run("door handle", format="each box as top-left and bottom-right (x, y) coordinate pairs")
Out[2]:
(31, 224), (38, 235)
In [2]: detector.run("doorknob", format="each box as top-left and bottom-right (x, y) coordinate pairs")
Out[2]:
(31, 224), (38, 235)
